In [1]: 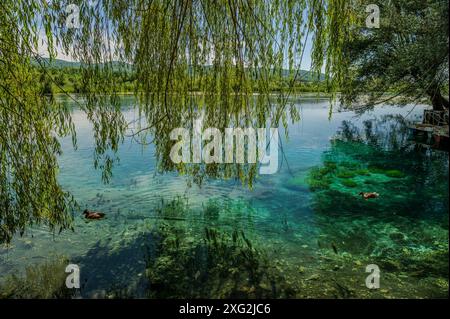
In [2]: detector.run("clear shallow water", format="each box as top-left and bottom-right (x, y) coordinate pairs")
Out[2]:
(0, 97), (448, 298)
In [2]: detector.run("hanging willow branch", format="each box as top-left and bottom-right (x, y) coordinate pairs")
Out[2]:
(0, 0), (358, 243)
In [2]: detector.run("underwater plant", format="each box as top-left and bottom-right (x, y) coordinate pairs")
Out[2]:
(384, 170), (406, 178)
(354, 169), (371, 176)
(336, 171), (357, 179)
(202, 200), (221, 222)
(0, 257), (75, 299)
(144, 198), (297, 298)
(341, 179), (358, 188)
(368, 166), (386, 175)
(306, 167), (333, 191)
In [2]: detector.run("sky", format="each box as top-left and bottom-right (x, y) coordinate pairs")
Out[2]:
(38, 35), (314, 71)
(36, 4), (315, 71)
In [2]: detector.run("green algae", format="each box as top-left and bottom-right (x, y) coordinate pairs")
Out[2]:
(341, 161), (360, 169)
(307, 178), (332, 191)
(144, 199), (297, 298)
(368, 166), (386, 175)
(202, 199), (221, 221)
(324, 161), (338, 169)
(341, 179), (358, 188)
(354, 169), (371, 176)
(385, 170), (406, 178)
(306, 167), (333, 191)
(368, 167), (405, 179)
(298, 117), (449, 298)
(336, 171), (357, 179)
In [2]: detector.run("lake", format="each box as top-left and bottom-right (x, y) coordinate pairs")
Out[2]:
(0, 97), (448, 298)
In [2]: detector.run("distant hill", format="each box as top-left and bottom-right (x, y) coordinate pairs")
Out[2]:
(35, 58), (324, 81)
(199, 65), (324, 82)
(280, 68), (325, 82)
(33, 58), (130, 70)
(33, 58), (81, 69)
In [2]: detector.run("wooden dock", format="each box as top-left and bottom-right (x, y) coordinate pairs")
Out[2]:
(408, 110), (449, 151)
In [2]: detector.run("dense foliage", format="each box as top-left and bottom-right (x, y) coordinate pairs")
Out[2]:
(35, 60), (328, 94)
(340, 0), (449, 111)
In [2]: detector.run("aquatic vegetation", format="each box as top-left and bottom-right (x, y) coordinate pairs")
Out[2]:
(376, 247), (449, 279)
(384, 170), (406, 178)
(315, 213), (448, 285)
(341, 179), (358, 188)
(368, 166), (386, 175)
(324, 161), (338, 169)
(145, 226), (296, 298)
(310, 190), (379, 217)
(340, 161), (360, 169)
(336, 171), (357, 179)
(202, 200), (221, 222)
(388, 232), (407, 244)
(306, 167), (333, 191)
(336, 168), (370, 179)
(0, 257), (75, 299)
(354, 169), (371, 176)
(143, 198), (297, 298)
(155, 195), (190, 220)
(300, 117), (449, 297)
(307, 178), (332, 192)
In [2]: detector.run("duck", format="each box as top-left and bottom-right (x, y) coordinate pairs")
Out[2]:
(83, 209), (106, 220)
(359, 192), (380, 200)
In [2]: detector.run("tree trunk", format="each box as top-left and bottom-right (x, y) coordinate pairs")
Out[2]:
(428, 88), (449, 111)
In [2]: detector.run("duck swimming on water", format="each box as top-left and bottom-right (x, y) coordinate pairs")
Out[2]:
(83, 209), (106, 220)
(359, 192), (380, 200)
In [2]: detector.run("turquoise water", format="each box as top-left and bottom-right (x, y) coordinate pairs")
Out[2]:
(0, 97), (448, 298)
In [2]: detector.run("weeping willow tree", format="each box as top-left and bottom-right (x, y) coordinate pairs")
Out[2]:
(0, 0), (372, 243)
(339, 0), (449, 112)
